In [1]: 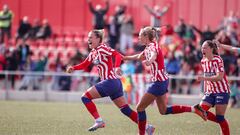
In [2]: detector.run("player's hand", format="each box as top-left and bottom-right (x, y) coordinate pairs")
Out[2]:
(66, 66), (74, 73)
(115, 67), (122, 77)
(197, 75), (204, 81)
(142, 60), (151, 66)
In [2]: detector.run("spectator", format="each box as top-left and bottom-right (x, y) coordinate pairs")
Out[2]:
(166, 52), (181, 93)
(175, 18), (187, 39)
(144, 4), (170, 27)
(0, 4), (14, 44)
(29, 19), (41, 40)
(87, 0), (109, 29)
(178, 61), (194, 94)
(106, 16), (118, 49)
(5, 48), (19, 89)
(17, 39), (31, 70)
(113, 5), (126, 45)
(36, 19), (52, 40)
(16, 16), (32, 41)
(119, 15), (134, 53)
(192, 24), (222, 45)
(58, 65), (72, 91)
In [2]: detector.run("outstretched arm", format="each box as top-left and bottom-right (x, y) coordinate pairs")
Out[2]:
(66, 58), (91, 73)
(219, 43), (240, 54)
(123, 52), (145, 61)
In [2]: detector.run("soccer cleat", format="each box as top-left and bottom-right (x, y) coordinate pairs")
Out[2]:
(146, 124), (155, 135)
(88, 121), (105, 131)
(193, 104), (207, 121)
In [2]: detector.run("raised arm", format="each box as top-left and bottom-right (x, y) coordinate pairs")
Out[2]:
(192, 25), (203, 35)
(87, 0), (96, 13)
(144, 5), (157, 16)
(123, 52), (145, 61)
(160, 5), (170, 16)
(102, 0), (109, 14)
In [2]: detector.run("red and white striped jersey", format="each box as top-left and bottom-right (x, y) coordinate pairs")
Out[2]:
(201, 55), (230, 94)
(73, 44), (122, 80)
(143, 42), (168, 82)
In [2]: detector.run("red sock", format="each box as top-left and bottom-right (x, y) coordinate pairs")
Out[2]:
(171, 105), (192, 113)
(82, 92), (100, 119)
(206, 111), (217, 123)
(200, 104), (211, 111)
(84, 101), (100, 119)
(219, 120), (230, 135)
(138, 111), (146, 135)
(120, 104), (138, 124)
(138, 120), (146, 135)
(130, 111), (138, 123)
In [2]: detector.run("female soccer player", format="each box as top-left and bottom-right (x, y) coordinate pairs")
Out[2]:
(197, 40), (230, 135)
(66, 29), (154, 134)
(123, 26), (207, 135)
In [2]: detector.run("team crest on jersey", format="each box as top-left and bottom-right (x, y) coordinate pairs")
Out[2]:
(92, 50), (100, 65)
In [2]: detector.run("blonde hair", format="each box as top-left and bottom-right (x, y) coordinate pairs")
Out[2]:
(91, 29), (104, 43)
(140, 26), (161, 41)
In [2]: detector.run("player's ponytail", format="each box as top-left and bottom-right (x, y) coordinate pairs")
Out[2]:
(92, 29), (104, 43)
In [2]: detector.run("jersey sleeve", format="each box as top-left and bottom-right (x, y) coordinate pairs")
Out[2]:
(72, 52), (93, 70)
(111, 50), (123, 68)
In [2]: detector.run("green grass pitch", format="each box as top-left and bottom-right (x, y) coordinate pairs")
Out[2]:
(0, 101), (239, 135)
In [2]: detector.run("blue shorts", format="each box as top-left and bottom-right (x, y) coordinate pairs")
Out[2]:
(147, 80), (169, 96)
(95, 79), (123, 100)
(202, 93), (230, 105)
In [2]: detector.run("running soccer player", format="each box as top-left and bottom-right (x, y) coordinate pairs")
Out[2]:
(66, 29), (154, 134)
(123, 26), (207, 135)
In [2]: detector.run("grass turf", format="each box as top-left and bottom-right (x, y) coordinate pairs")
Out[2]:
(0, 101), (239, 135)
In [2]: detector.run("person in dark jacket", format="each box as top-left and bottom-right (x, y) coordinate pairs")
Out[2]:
(87, 0), (109, 29)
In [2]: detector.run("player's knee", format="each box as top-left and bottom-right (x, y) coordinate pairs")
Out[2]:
(158, 107), (167, 115)
(120, 104), (132, 116)
(216, 115), (225, 123)
(81, 92), (92, 104)
(136, 104), (145, 112)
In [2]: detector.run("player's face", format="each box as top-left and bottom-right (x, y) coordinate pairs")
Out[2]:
(201, 42), (212, 57)
(88, 32), (100, 49)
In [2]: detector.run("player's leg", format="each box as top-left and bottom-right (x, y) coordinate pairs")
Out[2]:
(112, 96), (138, 123)
(112, 94), (155, 135)
(137, 93), (156, 135)
(215, 93), (230, 135)
(81, 86), (105, 131)
(156, 93), (207, 121)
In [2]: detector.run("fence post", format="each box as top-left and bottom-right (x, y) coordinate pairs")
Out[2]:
(4, 71), (9, 100)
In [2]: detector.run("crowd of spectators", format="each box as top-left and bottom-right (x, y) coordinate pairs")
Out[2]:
(0, 2), (239, 98)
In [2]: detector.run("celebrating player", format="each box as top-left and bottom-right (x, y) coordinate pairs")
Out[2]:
(123, 26), (207, 135)
(196, 40), (230, 135)
(66, 29), (154, 134)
